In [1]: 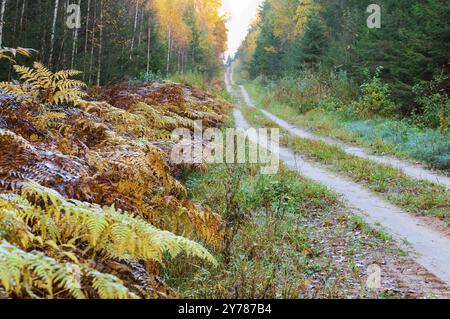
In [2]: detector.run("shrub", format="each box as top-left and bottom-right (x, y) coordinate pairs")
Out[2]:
(351, 67), (396, 118)
(412, 73), (450, 131)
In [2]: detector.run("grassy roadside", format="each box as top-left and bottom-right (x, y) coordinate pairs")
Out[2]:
(240, 106), (450, 226)
(166, 163), (411, 299)
(244, 82), (450, 170)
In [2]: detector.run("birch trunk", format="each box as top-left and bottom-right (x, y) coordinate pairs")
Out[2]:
(96, 0), (103, 87)
(0, 0), (7, 48)
(146, 15), (151, 74)
(71, 0), (81, 68)
(166, 29), (171, 77)
(88, 0), (97, 84)
(130, 0), (139, 59)
(49, 0), (59, 67)
(19, 0), (25, 32)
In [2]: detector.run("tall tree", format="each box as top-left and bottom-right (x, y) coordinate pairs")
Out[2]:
(0, 0), (7, 47)
(49, 0), (59, 67)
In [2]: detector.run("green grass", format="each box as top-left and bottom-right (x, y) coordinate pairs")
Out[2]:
(241, 105), (450, 225)
(244, 81), (450, 170)
(166, 163), (403, 299)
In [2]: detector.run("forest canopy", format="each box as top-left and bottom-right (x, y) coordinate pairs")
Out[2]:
(235, 0), (450, 118)
(0, 0), (228, 84)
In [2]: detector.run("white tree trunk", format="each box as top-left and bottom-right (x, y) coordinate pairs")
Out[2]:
(49, 0), (59, 67)
(130, 0), (139, 59)
(84, 0), (91, 56)
(19, 0), (25, 32)
(0, 0), (7, 48)
(96, 0), (103, 87)
(88, 0), (97, 84)
(166, 29), (171, 77)
(71, 0), (81, 68)
(146, 15), (151, 74)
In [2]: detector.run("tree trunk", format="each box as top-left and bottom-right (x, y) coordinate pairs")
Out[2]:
(84, 0), (91, 54)
(88, 0), (97, 84)
(49, 0), (59, 67)
(130, 0), (139, 59)
(12, 0), (19, 46)
(138, 8), (144, 47)
(19, 0), (25, 32)
(71, 0), (81, 68)
(146, 14), (152, 75)
(96, 0), (103, 87)
(166, 29), (171, 77)
(0, 0), (7, 48)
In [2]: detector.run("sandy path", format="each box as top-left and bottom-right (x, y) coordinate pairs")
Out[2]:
(224, 73), (450, 285)
(239, 85), (450, 189)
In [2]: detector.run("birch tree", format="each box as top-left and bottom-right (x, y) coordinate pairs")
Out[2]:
(96, 0), (103, 86)
(71, 0), (81, 68)
(49, 0), (60, 67)
(130, 0), (140, 59)
(0, 0), (7, 48)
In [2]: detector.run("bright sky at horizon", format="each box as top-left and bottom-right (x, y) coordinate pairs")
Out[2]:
(220, 0), (263, 59)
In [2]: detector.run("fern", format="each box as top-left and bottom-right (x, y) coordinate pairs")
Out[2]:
(0, 47), (35, 62)
(0, 240), (139, 299)
(0, 62), (87, 106)
(0, 240), (85, 298)
(15, 181), (217, 265)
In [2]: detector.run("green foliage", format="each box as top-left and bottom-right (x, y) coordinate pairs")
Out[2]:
(241, 99), (450, 221)
(236, 0), (450, 122)
(350, 67), (396, 118)
(412, 73), (450, 131)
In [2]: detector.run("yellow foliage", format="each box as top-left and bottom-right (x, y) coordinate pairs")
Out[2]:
(0, 62), (87, 106)
(0, 78), (229, 299)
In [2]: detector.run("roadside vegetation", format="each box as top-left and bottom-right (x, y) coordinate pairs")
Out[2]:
(243, 79), (450, 170)
(240, 105), (450, 226)
(233, 0), (450, 169)
(168, 162), (418, 298)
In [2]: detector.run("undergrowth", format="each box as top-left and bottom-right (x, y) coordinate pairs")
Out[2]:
(241, 106), (450, 225)
(168, 164), (404, 299)
(0, 57), (231, 298)
(244, 82), (450, 169)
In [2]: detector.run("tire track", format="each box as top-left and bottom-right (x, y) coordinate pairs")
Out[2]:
(239, 85), (450, 189)
(225, 73), (450, 285)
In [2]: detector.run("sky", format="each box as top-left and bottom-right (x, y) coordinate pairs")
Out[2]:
(220, 0), (263, 59)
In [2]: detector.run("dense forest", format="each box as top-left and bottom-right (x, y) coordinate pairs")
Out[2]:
(0, 0), (227, 84)
(234, 0), (450, 127)
(0, 0), (449, 301)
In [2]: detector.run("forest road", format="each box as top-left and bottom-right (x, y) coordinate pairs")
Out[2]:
(224, 71), (450, 285)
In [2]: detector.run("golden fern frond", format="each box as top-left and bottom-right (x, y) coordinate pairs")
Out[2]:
(17, 182), (217, 265)
(0, 240), (140, 299)
(32, 62), (53, 80)
(90, 270), (139, 299)
(13, 65), (40, 85)
(7, 62), (87, 106)
(52, 89), (87, 106)
(56, 79), (86, 90)
(54, 70), (83, 81)
(0, 47), (36, 62)
(0, 240), (86, 299)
